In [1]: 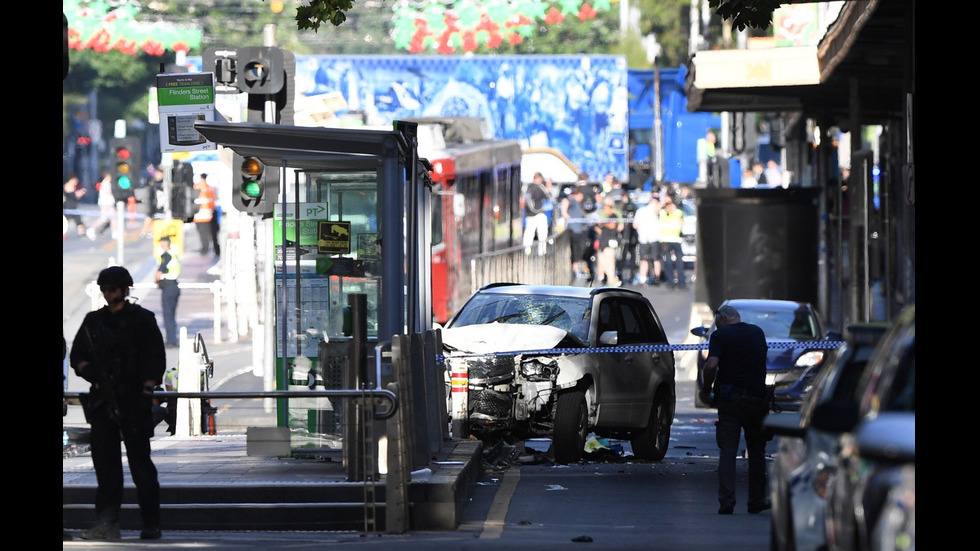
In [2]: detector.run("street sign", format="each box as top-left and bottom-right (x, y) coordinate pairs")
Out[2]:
(156, 72), (216, 154)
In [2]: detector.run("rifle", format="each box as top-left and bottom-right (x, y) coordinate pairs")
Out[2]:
(82, 324), (122, 424)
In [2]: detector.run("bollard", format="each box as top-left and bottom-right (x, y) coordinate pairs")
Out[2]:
(344, 293), (370, 481)
(450, 364), (468, 439)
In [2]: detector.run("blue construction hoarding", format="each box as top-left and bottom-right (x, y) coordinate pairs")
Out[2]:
(294, 55), (630, 183)
(187, 54), (717, 186)
(627, 65), (720, 185)
(190, 54), (630, 183)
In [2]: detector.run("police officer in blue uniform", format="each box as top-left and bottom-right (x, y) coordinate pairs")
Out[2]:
(700, 305), (771, 515)
(155, 236), (181, 348)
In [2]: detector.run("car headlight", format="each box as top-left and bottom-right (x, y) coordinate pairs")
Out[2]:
(795, 350), (826, 368)
(520, 357), (558, 381)
(813, 461), (836, 499)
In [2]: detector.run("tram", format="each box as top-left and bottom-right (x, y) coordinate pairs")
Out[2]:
(412, 118), (524, 325)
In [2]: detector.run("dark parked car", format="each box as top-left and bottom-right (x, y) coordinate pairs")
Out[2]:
(441, 283), (676, 464)
(853, 413), (915, 551)
(765, 323), (888, 551)
(821, 304), (914, 551)
(690, 298), (843, 410)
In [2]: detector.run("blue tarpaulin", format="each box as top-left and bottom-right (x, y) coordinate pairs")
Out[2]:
(627, 65), (721, 185)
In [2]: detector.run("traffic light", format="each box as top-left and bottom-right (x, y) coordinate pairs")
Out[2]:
(235, 47), (285, 95)
(170, 161), (196, 221)
(236, 46), (295, 125)
(202, 47), (239, 93)
(109, 137), (141, 203)
(232, 153), (279, 216)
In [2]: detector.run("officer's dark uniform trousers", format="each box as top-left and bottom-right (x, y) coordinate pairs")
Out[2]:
(715, 387), (768, 511)
(89, 390), (161, 528)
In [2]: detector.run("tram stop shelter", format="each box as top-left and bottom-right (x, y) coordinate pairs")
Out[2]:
(194, 119), (437, 457)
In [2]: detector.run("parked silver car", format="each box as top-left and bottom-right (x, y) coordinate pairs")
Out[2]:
(821, 304), (915, 551)
(855, 413), (915, 551)
(765, 323), (888, 551)
(441, 283), (676, 464)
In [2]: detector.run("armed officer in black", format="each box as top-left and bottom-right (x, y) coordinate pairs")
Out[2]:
(700, 305), (771, 515)
(70, 266), (166, 540)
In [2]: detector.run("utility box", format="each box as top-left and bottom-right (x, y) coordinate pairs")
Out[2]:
(695, 187), (821, 309)
(246, 426), (291, 457)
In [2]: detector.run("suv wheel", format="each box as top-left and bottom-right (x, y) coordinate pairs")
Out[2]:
(553, 389), (588, 464)
(630, 391), (671, 461)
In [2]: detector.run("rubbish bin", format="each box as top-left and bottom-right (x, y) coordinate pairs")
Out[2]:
(695, 187), (821, 308)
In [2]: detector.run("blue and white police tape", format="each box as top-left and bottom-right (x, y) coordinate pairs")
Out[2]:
(63, 208), (151, 220)
(437, 340), (846, 364)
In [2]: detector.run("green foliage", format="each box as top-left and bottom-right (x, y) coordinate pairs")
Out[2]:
(296, 0), (355, 31)
(63, 47), (177, 138)
(495, 16), (622, 56)
(63, 0), (782, 145)
(708, 0), (780, 31)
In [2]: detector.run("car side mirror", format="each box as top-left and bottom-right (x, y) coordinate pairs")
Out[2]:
(762, 411), (804, 439)
(599, 330), (618, 346)
(691, 326), (709, 338)
(855, 413), (915, 463)
(810, 400), (860, 434)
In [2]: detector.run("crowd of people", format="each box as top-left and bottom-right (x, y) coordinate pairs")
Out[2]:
(521, 170), (694, 289)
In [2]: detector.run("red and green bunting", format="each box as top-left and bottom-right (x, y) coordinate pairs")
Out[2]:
(391, 0), (613, 54)
(64, 0), (202, 57)
(64, 0), (611, 57)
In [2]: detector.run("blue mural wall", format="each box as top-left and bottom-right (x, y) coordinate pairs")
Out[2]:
(292, 55), (629, 183)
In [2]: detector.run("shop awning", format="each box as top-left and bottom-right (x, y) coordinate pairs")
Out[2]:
(685, 0), (910, 125)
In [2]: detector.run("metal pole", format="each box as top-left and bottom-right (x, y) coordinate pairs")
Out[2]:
(115, 200), (125, 265)
(653, 66), (664, 184)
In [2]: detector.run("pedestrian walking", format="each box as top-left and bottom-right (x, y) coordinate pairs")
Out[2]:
(193, 173), (221, 256)
(699, 305), (772, 516)
(63, 174), (89, 237)
(764, 160), (784, 187)
(155, 236), (181, 348)
(594, 196), (623, 286)
(522, 172), (550, 256)
(561, 185), (592, 283)
(658, 193), (686, 288)
(632, 193), (663, 285)
(87, 171), (117, 240)
(70, 266), (166, 541)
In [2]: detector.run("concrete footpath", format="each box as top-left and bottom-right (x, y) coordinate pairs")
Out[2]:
(63, 226), (485, 537)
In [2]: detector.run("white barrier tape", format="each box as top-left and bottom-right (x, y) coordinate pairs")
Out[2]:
(437, 340), (845, 364)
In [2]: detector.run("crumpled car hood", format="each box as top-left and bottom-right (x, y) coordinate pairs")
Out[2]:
(442, 323), (568, 354)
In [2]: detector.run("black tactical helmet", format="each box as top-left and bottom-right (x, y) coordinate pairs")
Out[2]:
(97, 266), (134, 287)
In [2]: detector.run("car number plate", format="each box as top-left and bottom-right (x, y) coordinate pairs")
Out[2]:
(765, 373), (776, 385)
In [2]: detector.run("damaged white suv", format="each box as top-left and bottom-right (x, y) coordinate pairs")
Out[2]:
(441, 283), (676, 464)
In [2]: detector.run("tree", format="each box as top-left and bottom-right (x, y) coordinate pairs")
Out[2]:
(293, 0), (782, 34)
(708, 0), (783, 31)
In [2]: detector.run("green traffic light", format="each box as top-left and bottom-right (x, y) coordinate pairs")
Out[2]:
(118, 175), (132, 190)
(242, 180), (262, 198)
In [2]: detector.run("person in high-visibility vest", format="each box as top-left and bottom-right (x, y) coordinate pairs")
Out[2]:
(193, 173), (221, 256)
(658, 193), (686, 288)
(155, 236), (181, 348)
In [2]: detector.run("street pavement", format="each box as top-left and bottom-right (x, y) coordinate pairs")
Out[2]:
(63, 215), (267, 429)
(63, 221), (727, 548)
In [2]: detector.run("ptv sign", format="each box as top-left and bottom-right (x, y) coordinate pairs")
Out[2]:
(156, 72), (216, 154)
